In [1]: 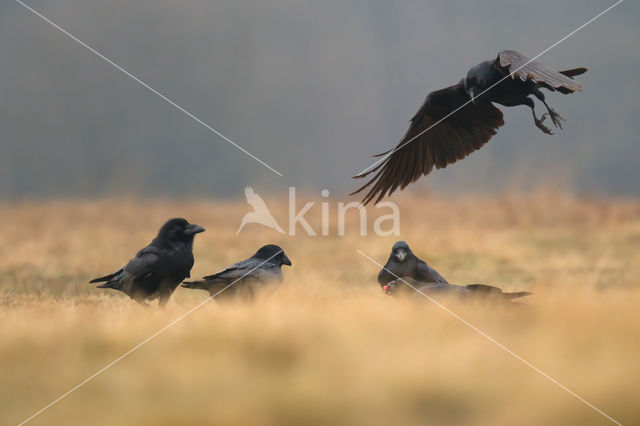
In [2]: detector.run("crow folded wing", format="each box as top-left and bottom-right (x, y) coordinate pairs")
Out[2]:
(497, 50), (583, 93)
(122, 249), (161, 281)
(416, 261), (449, 284)
(203, 257), (263, 281)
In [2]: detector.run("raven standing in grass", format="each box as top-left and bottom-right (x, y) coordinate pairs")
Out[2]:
(182, 244), (291, 301)
(89, 218), (205, 307)
(378, 241), (531, 301)
(378, 241), (448, 287)
(353, 50), (587, 204)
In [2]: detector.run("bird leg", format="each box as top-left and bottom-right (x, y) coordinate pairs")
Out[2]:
(158, 294), (170, 308)
(382, 281), (397, 296)
(530, 106), (554, 135)
(540, 102), (564, 130)
(532, 88), (564, 130)
(501, 96), (554, 135)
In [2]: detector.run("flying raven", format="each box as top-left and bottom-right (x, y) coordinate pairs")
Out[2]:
(353, 50), (587, 204)
(182, 244), (291, 301)
(89, 218), (205, 307)
(378, 241), (531, 301)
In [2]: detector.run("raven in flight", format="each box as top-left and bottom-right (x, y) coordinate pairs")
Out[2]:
(182, 244), (291, 301)
(353, 50), (587, 204)
(378, 241), (531, 301)
(89, 218), (205, 307)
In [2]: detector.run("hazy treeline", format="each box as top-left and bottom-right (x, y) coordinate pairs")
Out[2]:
(0, 0), (638, 199)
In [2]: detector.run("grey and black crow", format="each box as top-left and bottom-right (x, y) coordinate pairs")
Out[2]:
(182, 244), (291, 301)
(378, 241), (448, 287)
(378, 241), (531, 301)
(353, 50), (587, 204)
(89, 218), (205, 307)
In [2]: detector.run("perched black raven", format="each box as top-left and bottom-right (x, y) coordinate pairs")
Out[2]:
(182, 244), (291, 301)
(89, 218), (205, 307)
(353, 50), (587, 204)
(378, 241), (531, 301)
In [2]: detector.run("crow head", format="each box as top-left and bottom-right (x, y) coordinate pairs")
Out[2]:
(463, 61), (492, 104)
(390, 240), (412, 263)
(254, 244), (292, 267)
(157, 218), (205, 244)
(463, 73), (479, 103)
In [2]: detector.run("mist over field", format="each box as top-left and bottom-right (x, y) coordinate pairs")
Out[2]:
(1, 0), (639, 199)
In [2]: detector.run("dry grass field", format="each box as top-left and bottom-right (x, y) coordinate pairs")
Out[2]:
(1, 192), (639, 425)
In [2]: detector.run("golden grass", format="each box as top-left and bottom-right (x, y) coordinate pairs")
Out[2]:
(1, 192), (640, 425)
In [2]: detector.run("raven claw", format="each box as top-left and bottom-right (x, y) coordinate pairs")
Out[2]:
(547, 108), (565, 129)
(535, 114), (554, 135)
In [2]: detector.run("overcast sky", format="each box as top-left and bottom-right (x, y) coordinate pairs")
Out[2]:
(1, 0), (638, 199)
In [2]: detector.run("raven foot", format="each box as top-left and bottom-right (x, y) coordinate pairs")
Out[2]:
(382, 282), (397, 296)
(542, 108), (565, 130)
(534, 115), (554, 135)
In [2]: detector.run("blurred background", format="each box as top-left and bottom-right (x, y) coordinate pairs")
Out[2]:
(1, 0), (638, 200)
(2, 2), (640, 424)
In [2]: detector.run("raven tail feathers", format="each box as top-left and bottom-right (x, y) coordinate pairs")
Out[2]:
(181, 281), (206, 291)
(89, 273), (116, 284)
(504, 291), (533, 300)
(96, 281), (121, 290)
(559, 67), (587, 78)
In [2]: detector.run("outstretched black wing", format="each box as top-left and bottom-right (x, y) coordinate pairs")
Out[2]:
(352, 84), (504, 205)
(497, 50), (585, 94)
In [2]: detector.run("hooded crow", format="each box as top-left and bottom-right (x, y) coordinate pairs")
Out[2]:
(89, 218), (205, 307)
(182, 244), (291, 301)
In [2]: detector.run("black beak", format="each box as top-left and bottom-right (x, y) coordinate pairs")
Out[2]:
(186, 224), (205, 235)
(282, 254), (292, 266)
